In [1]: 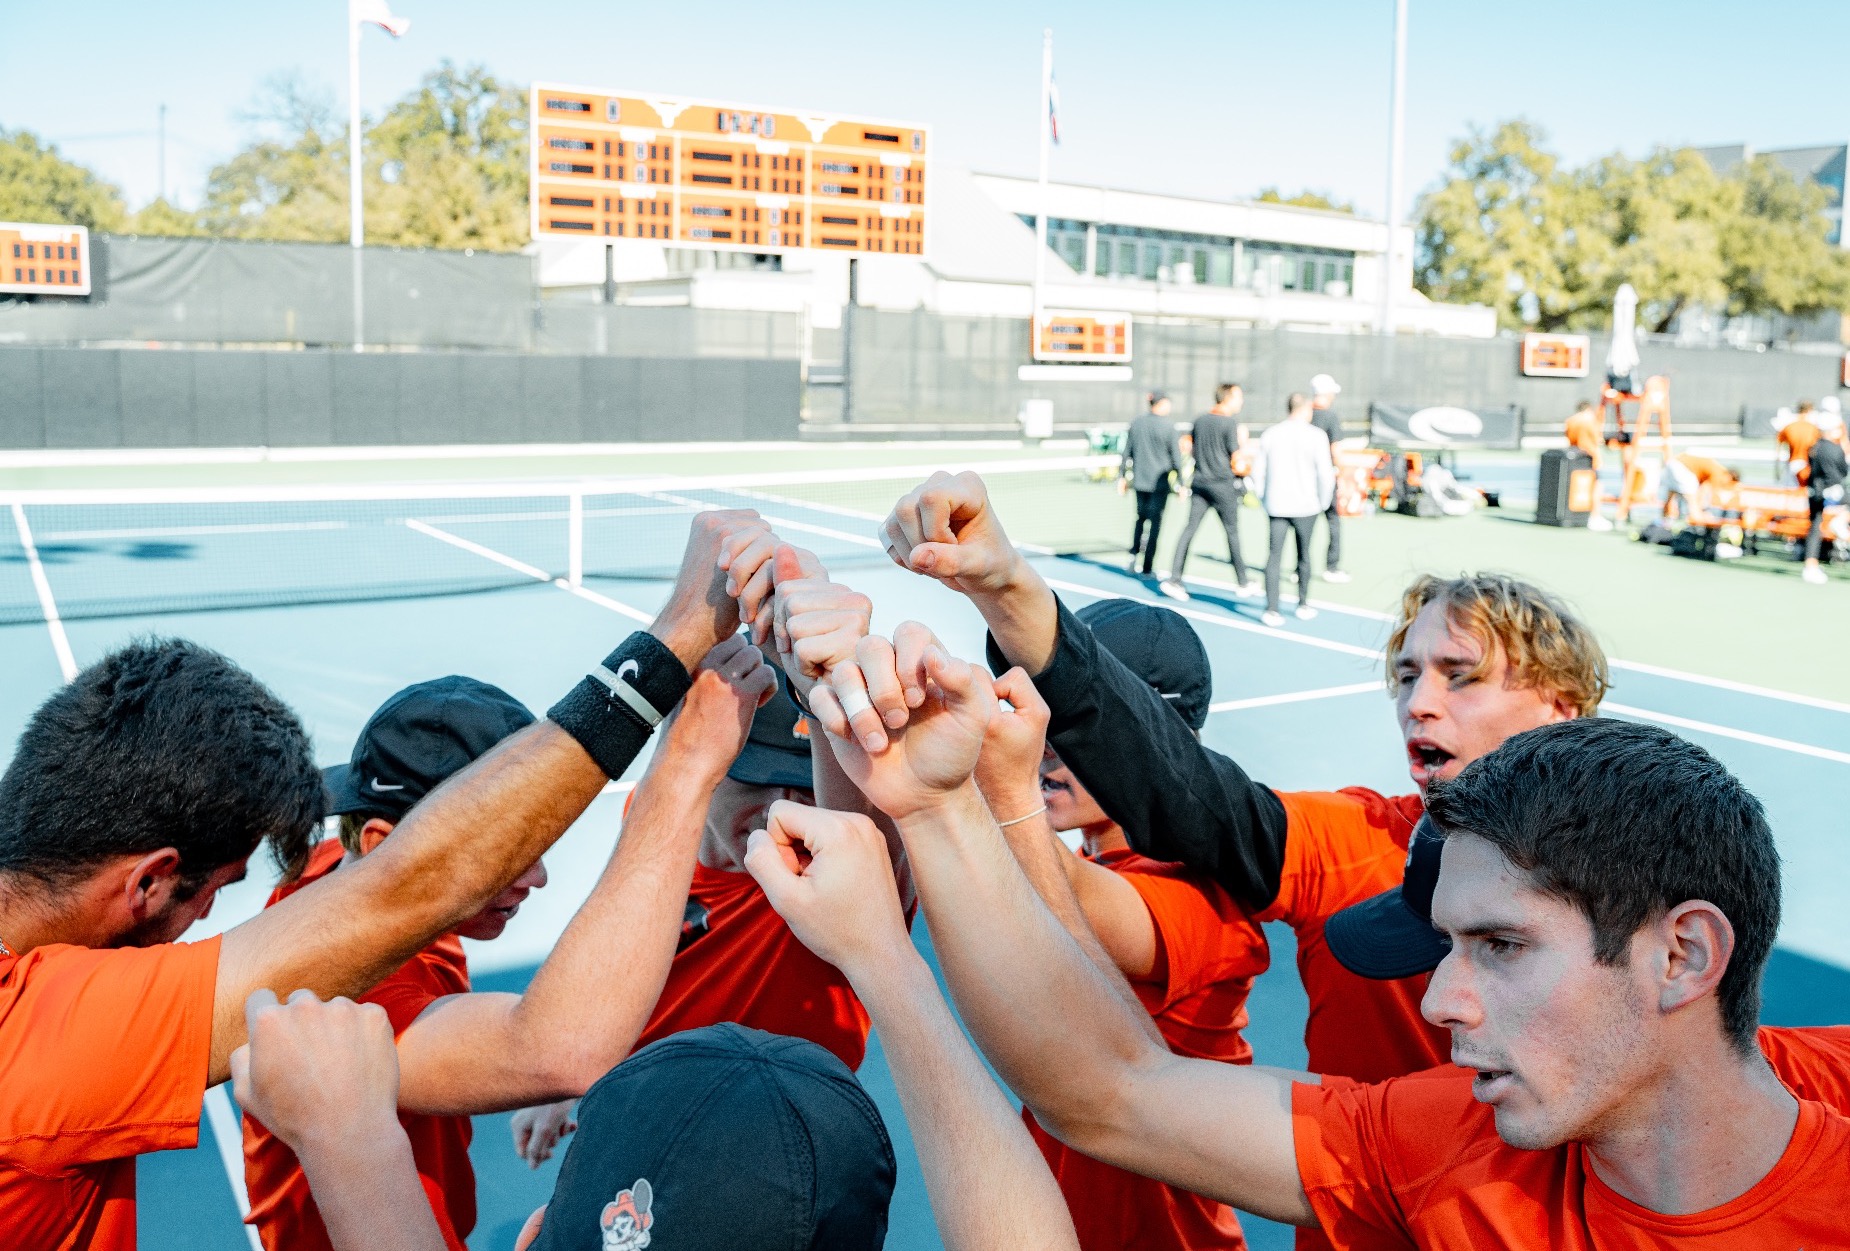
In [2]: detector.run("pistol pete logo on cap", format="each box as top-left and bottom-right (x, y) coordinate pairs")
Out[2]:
(600, 1178), (654, 1249)
(791, 715), (812, 740)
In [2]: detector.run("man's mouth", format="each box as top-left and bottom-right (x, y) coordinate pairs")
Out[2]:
(1464, 1065), (1514, 1101)
(1407, 739), (1455, 782)
(1040, 774), (1073, 799)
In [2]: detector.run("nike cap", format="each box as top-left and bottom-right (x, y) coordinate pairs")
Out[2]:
(728, 667), (814, 791)
(323, 675), (535, 821)
(530, 1023), (895, 1251)
(1076, 599), (1213, 731)
(1324, 814), (1452, 979)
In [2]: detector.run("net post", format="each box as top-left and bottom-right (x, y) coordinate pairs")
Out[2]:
(568, 491), (584, 588)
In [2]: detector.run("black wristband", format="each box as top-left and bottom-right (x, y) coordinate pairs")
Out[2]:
(548, 633), (692, 779)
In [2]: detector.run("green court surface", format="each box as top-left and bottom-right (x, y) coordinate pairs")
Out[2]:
(0, 443), (1843, 1251)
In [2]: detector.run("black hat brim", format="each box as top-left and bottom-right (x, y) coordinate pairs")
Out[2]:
(727, 742), (814, 791)
(1324, 886), (1451, 980)
(320, 763), (368, 816)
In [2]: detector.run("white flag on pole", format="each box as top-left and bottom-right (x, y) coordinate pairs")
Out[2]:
(351, 0), (410, 37)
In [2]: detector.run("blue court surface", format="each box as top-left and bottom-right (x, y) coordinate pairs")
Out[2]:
(2, 478), (1845, 1251)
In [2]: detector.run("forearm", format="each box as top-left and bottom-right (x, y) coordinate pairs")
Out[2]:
(813, 728), (912, 910)
(966, 556), (1062, 676)
(295, 1126), (447, 1251)
(847, 947), (1078, 1251)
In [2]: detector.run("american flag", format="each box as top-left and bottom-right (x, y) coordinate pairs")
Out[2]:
(1047, 74), (1062, 145)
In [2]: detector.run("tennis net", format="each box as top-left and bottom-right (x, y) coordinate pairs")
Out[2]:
(0, 456), (1125, 624)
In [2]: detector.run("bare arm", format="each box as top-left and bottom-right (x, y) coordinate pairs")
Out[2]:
(390, 639), (774, 1115)
(209, 511), (774, 1084)
(746, 804), (1079, 1251)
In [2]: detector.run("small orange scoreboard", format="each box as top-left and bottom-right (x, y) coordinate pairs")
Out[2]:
(2, 223), (90, 296)
(530, 84), (928, 258)
(1520, 332), (1590, 378)
(1033, 310), (1132, 363)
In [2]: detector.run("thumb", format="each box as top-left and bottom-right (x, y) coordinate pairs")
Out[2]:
(991, 665), (1033, 708)
(924, 646), (996, 720)
(907, 541), (977, 578)
(229, 1044), (252, 1104)
(744, 828), (806, 917)
(772, 544), (822, 585)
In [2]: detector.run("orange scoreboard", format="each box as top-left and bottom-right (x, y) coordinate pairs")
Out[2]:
(530, 84), (928, 258)
(1520, 332), (1590, 378)
(2, 222), (90, 296)
(1032, 309), (1132, 363)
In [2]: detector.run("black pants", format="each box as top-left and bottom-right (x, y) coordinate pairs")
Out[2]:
(1322, 497), (1342, 572)
(1130, 489), (1168, 573)
(1170, 478), (1249, 582)
(1806, 494), (1828, 562)
(1266, 515), (1316, 612)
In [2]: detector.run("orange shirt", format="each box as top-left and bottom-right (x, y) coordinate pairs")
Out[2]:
(1675, 454), (1735, 487)
(1782, 419), (1822, 479)
(0, 936), (220, 1251)
(242, 840), (475, 1251)
(1294, 1064), (1850, 1248)
(637, 862), (871, 1070)
(1564, 410), (1603, 467)
(1026, 849), (1270, 1251)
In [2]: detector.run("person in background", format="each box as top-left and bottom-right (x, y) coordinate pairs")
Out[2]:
(1660, 452), (1738, 526)
(1252, 393), (1334, 626)
(1802, 407), (1847, 586)
(1308, 374), (1350, 584)
(1122, 391), (1183, 576)
(1781, 400), (1822, 486)
(1163, 382), (1256, 600)
(1564, 399), (1615, 531)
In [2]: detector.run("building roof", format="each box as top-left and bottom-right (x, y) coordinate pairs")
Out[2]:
(923, 165), (1079, 285)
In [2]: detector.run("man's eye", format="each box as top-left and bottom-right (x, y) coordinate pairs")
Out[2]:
(1484, 936), (1521, 956)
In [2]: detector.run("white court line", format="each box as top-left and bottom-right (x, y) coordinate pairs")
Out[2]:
(39, 520), (350, 542)
(556, 578), (653, 624)
(1043, 577), (1387, 660)
(202, 1087), (264, 1250)
(10, 503), (78, 681)
(1604, 703), (1850, 766)
(403, 518), (552, 582)
(1209, 682), (1385, 714)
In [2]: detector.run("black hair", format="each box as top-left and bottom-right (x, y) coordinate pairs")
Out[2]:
(1215, 382), (1242, 402)
(1425, 718), (1778, 1052)
(0, 638), (325, 894)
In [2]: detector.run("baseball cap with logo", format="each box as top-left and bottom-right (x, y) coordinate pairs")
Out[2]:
(727, 668), (814, 790)
(1075, 599), (1212, 731)
(1323, 814), (1451, 979)
(322, 675), (535, 821)
(528, 1023), (895, 1251)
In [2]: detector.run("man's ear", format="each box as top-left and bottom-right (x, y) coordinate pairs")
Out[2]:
(1657, 900), (1734, 1015)
(121, 848), (186, 920)
(358, 817), (397, 856)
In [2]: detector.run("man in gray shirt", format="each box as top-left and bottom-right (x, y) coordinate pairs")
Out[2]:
(1309, 373), (1351, 584)
(1252, 392), (1334, 626)
(1121, 391), (1181, 575)
(1161, 382), (1254, 599)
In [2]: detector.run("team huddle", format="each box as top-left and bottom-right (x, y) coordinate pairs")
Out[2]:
(0, 467), (1844, 1251)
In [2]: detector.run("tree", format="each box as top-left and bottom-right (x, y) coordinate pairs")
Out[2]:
(1256, 187), (1354, 214)
(194, 74), (350, 242)
(0, 128), (127, 230)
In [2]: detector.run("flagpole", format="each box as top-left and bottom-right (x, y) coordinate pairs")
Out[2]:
(1379, 0), (1407, 338)
(348, 2), (365, 351)
(1033, 27), (1052, 331)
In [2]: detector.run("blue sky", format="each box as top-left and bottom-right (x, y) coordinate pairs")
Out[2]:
(4, 1), (1847, 218)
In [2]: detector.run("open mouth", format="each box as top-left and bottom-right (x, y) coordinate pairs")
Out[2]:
(1407, 739), (1455, 781)
(1040, 774), (1073, 800)
(1470, 1068), (1514, 1101)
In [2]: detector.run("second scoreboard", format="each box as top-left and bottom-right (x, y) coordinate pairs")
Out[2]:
(531, 84), (928, 259)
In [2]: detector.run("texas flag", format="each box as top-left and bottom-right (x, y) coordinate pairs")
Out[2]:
(1047, 73), (1061, 145)
(351, 0), (410, 37)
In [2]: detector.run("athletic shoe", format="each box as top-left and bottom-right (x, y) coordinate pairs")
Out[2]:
(1803, 564), (1828, 585)
(1158, 579), (1191, 602)
(1587, 514), (1614, 531)
(1261, 610), (1286, 627)
(1125, 554), (1141, 572)
(1715, 543), (1744, 559)
(1294, 605), (1319, 621)
(1234, 579), (1261, 597)
(1322, 570), (1352, 584)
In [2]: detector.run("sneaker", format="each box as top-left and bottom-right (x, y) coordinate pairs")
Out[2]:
(1294, 605), (1319, 621)
(1587, 514), (1614, 532)
(1803, 564), (1828, 585)
(1261, 610), (1285, 627)
(1234, 579), (1261, 598)
(1322, 570), (1352, 584)
(1715, 543), (1744, 559)
(1158, 578), (1191, 601)
(1125, 554), (1141, 572)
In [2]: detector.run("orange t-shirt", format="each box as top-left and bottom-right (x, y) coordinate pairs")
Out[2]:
(1026, 849), (1270, 1251)
(242, 840), (475, 1251)
(636, 862), (871, 1070)
(0, 936), (220, 1251)
(1564, 410), (1603, 467)
(1675, 454), (1735, 487)
(1782, 419), (1822, 480)
(1294, 1065), (1850, 1248)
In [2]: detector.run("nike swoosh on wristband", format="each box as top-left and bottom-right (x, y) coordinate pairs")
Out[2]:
(617, 659), (640, 683)
(369, 779), (406, 792)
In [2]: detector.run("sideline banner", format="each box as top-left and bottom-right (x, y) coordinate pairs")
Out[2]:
(1368, 402), (1523, 449)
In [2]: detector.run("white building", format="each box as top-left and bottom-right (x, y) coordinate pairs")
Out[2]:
(536, 166), (1496, 338)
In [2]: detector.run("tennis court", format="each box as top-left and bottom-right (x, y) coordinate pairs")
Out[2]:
(2, 446), (1845, 1251)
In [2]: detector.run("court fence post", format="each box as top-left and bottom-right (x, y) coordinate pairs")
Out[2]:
(568, 491), (584, 588)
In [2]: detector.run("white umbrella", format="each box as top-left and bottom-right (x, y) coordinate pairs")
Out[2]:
(1606, 283), (1640, 385)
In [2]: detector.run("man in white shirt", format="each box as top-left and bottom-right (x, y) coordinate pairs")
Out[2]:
(1251, 392), (1334, 626)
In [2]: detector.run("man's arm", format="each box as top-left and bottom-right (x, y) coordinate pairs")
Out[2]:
(209, 512), (772, 1084)
(389, 638), (775, 1115)
(745, 803), (1080, 1251)
(804, 640), (1315, 1225)
(232, 989), (447, 1251)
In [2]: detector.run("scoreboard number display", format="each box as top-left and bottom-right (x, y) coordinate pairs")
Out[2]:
(1033, 309), (1132, 364)
(2, 223), (90, 296)
(1520, 331), (1591, 378)
(530, 84), (928, 259)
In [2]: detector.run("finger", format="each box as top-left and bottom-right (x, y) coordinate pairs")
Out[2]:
(918, 487), (955, 543)
(714, 519), (770, 572)
(230, 1045), (252, 1103)
(285, 987), (322, 1007)
(893, 491), (927, 552)
(243, 986), (281, 1035)
(905, 541), (968, 580)
(742, 657), (777, 707)
(853, 634), (909, 730)
(726, 531), (779, 612)
(829, 661), (887, 752)
(924, 645), (992, 713)
(881, 515), (915, 570)
(703, 633), (747, 670)
(744, 828), (804, 901)
(773, 543), (826, 584)
(735, 554), (777, 628)
(991, 665), (1045, 721)
(719, 638), (762, 680)
(808, 681), (852, 739)
(891, 621), (937, 708)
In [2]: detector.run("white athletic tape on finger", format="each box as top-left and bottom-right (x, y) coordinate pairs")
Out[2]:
(835, 680), (875, 722)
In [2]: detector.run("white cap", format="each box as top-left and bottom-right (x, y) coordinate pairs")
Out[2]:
(1771, 407), (1795, 433)
(1821, 409), (1847, 433)
(1310, 373), (1341, 396)
(1821, 395), (1842, 415)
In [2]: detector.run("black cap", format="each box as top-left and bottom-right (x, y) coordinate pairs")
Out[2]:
(532, 1024), (895, 1251)
(1148, 389), (1169, 405)
(727, 668), (814, 791)
(323, 676), (535, 821)
(1324, 815), (1452, 979)
(1076, 599), (1213, 730)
